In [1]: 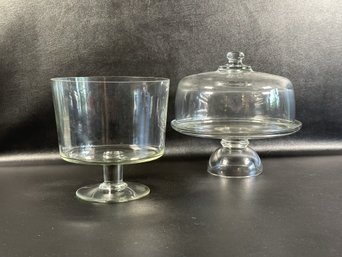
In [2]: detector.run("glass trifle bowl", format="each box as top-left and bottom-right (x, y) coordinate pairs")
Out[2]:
(52, 76), (169, 203)
(171, 52), (301, 178)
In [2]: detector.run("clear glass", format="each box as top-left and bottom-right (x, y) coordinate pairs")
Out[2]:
(52, 76), (169, 203)
(172, 52), (301, 178)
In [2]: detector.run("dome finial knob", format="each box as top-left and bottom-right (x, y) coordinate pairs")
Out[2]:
(227, 51), (245, 64)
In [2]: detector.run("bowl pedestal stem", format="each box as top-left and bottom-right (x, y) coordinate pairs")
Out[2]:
(76, 164), (150, 203)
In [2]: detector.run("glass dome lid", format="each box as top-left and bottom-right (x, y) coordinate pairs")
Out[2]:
(171, 51), (302, 139)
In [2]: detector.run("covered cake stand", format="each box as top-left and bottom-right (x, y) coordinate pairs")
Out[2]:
(172, 52), (301, 178)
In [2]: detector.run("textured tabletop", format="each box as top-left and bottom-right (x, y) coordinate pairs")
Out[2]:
(0, 156), (341, 257)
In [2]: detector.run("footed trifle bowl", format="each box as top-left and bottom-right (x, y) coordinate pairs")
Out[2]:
(52, 76), (169, 203)
(172, 52), (301, 178)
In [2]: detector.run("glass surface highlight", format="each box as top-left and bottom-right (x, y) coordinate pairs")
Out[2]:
(52, 76), (169, 203)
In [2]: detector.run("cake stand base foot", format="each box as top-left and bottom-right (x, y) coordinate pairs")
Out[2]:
(207, 139), (263, 178)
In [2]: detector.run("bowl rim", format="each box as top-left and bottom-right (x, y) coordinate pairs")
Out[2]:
(51, 76), (169, 83)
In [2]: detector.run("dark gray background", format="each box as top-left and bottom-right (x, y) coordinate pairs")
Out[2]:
(1, 2), (342, 256)
(0, 0), (342, 157)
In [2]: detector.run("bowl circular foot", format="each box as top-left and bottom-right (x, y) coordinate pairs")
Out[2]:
(76, 182), (150, 203)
